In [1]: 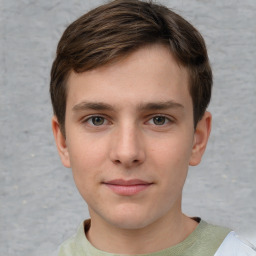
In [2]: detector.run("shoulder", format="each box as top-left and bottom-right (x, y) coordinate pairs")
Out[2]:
(194, 219), (231, 247)
(47, 233), (78, 256)
(190, 219), (256, 256)
(54, 220), (91, 256)
(215, 231), (256, 256)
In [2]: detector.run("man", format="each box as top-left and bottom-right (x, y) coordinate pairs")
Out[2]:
(50, 0), (256, 255)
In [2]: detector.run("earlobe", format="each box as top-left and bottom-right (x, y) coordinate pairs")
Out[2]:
(51, 116), (71, 168)
(189, 111), (212, 166)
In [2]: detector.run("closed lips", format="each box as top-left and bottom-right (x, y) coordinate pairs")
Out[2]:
(103, 179), (153, 196)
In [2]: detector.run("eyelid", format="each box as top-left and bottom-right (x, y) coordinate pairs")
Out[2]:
(82, 114), (112, 126)
(147, 114), (173, 121)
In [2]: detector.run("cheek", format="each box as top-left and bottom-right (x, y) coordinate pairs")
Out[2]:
(149, 135), (193, 166)
(148, 135), (192, 187)
(66, 138), (106, 192)
(67, 132), (107, 168)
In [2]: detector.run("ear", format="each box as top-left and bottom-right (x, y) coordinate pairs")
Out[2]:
(52, 116), (71, 168)
(189, 111), (212, 166)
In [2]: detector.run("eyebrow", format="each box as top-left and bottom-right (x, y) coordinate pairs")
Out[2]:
(72, 102), (114, 112)
(72, 100), (184, 112)
(138, 100), (184, 111)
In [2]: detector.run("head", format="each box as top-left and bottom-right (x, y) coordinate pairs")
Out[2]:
(50, 0), (212, 238)
(50, 0), (212, 136)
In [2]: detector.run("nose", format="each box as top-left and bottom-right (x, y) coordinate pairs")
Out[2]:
(109, 124), (145, 168)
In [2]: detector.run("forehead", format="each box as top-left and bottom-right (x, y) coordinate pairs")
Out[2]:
(66, 44), (192, 110)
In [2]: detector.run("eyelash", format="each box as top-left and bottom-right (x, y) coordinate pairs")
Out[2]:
(83, 115), (110, 126)
(83, 114), (173, 127)
(147, 115), (173, 126)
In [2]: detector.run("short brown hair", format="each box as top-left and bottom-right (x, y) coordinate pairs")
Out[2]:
(50, 0), (212, 133)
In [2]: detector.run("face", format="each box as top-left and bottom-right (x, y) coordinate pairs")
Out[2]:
(53, 44), (211, 231)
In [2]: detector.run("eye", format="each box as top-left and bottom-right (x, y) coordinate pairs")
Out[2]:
(148, 116), (170, 126)
(87, 116), (106, 126)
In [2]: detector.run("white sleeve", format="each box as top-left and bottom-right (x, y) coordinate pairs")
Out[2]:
(214, 231), (256, 256)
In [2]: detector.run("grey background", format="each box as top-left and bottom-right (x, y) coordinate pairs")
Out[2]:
(1, 0), (255, 255)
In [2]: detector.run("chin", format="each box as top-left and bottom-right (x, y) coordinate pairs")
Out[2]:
(105, 207), (159, 230)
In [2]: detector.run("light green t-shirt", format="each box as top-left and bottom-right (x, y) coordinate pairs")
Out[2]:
(58, 219), (231, 256)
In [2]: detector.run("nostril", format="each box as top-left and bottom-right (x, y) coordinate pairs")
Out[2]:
(113, 158), (140, 166)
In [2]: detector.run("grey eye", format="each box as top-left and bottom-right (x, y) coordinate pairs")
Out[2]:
(153, 116), (166, 125)
(91, 116), (105, 126)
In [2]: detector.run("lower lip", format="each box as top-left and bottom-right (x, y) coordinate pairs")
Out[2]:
(104, 184), (152, 196)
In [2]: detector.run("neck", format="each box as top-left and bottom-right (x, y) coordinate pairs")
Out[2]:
(86, 210), (198, 254)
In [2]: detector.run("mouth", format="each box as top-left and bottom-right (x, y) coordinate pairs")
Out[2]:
(102, 179), (153, 196)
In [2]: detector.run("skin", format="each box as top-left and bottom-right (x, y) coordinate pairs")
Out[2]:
(52, 44), (211, 254)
